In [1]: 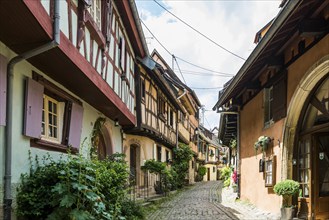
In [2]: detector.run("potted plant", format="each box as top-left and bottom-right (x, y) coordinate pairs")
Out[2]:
(274, 179), (300, 220)
(230, 138), (237, 149)
(254, 136), (271, 156)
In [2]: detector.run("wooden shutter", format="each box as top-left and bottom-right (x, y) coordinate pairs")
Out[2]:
(264, 88), (270, 125)
(0, 55), (7, 126)
(273, 74), (287, 121)
(24, 78), (44, 138)
(68, 102), (84, 150)
(120, 37), (125, 71)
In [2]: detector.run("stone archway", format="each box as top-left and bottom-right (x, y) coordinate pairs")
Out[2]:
(98, 125), (113, 159)
(282, 55), (329, 180)
(92, 118), (114, 160)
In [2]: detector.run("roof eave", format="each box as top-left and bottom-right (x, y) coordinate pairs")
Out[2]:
(215, 0), (300, 108)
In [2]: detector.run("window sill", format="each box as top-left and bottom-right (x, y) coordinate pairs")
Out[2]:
(30, 139), (78, 154)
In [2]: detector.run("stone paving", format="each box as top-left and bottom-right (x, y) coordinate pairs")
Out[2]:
(146, 181), (280, 220)
(146, 181), (237, 220)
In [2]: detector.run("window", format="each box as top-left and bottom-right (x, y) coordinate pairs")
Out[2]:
(298, 139), (310, 197)
(88, 0), (101, 28)
(213, 166), (216, 173)
(169, 109), (174, 127)
(141, 79), (145, 101)
(166, 150), (169, 162)
(264, 86), (273, 128)
(158, 96), (166, 117)
(264, 74), (287, 128)
(24, 72), (84, 153)
(42, 95), (61, 143)
(118, 36), (125, 71)
(264, 156), (276, 187)
(157, 145), (162, 162)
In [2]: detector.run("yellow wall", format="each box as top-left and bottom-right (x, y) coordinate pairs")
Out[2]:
(239, 34), (329, 214)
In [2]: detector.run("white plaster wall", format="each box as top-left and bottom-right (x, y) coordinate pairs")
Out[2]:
(0, 41), (123, 187)
(203, 164), (217, 181)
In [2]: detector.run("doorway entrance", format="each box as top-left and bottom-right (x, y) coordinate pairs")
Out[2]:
(129, 144), (141, 186)
(298, 132), (329, 219)
(297, 75), (329, 219)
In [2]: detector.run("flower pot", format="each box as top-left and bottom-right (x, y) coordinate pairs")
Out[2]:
(280, 207), (296, 220)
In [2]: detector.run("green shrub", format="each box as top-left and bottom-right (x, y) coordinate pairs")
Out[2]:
(198, 166), (207, 176)
(120, 199), (145, 220)
(172, 143), (194, 188)
(16, 152), (143, 220)
(220, 166), (232, 180)
(224, 178), (231, 188)
(219, 166), (232, 188)
(274, 179), (300, 207)
(141, 159), (166, 174)
(195, 166), (207, 182)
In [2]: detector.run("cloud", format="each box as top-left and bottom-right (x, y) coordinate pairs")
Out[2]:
(136, 0), (281, 130)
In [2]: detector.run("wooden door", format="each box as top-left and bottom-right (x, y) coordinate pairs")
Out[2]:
(130, 145), (137, 183)
(207, 168), (210, 181)
(314, 133), (329, 220)
(97, 133), (107, 160)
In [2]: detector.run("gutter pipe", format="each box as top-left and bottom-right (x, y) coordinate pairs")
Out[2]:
(4, 1), (60, 219)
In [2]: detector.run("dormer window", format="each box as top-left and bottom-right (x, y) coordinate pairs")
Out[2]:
(88, 0), (101, 28)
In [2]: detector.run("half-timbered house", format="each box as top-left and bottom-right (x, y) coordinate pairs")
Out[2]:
(123, 55), (184, 197)
(214, 0), (329, 218)
(197, 126), (220, 181)
(0, 0), (147, 217)
(151, 50), (202, 184)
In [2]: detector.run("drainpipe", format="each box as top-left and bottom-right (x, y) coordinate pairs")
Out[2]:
(218, 111), (240, 198)
(3, 1), (60, 219)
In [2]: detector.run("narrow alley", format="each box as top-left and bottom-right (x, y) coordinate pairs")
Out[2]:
(146, 181), (280, 220)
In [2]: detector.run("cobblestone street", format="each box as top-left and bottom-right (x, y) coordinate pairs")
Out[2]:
(146, 181), (280, 220)
(146, 181), (237, 220)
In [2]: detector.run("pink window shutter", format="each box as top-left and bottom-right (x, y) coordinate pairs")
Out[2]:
(24, 78), (44, 138)
(68, 102), (83, 150)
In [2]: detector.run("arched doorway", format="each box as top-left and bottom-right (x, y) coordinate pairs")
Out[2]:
(129, 144), (141, 186)
(282, 56), (329, 219)
(92, 118), (113, 160)
(296, 75), (329, 219)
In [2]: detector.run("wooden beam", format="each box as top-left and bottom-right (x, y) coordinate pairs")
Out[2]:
(299, 19), (329, 37)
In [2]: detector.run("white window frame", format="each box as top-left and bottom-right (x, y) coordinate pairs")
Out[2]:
(88, 0), (101, 28)
(264, 156), (276, 187)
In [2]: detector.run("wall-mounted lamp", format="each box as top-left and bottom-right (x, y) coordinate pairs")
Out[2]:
(114, 119), (119, 127)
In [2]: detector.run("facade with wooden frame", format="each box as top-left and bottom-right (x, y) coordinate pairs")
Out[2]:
(214, 1), (329, 218)
(151, 50), (202, 184)
(123, 55), (184, 196)
(197, 126), (221, 182)
(0, 0), (147, 217)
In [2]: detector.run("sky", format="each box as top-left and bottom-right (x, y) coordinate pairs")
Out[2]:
(135, 0), (282, 131)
